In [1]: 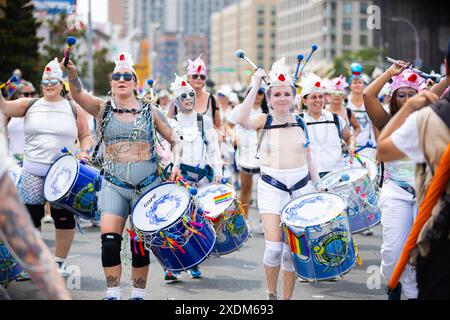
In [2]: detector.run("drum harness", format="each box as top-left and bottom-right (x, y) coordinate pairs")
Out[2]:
(256, 114), (311, 195)
(93, 99), (160, 196)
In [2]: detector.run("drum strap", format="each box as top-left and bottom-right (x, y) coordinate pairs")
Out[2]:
(104, 172), (158, 194)
(396, 183), (416, 198)
(180, 164), (214, 183)
(261, 174), (310, 196)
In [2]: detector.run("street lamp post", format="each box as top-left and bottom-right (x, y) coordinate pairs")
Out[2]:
(390, 17), (422, 68)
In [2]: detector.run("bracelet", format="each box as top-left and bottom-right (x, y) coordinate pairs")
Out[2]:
(386, 69), (394, 78)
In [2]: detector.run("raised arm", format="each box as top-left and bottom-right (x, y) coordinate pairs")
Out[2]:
(430, 76), (448, 97)
(237, 69), (268, 130)
(61, 60), (104, 118)
(363, 62), (407, 130)
(0, 94), (33, 118)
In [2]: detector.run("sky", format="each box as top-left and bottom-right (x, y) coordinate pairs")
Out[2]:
(76, 0), (108, 23)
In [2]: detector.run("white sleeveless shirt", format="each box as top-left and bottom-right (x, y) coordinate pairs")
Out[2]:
(23, 98), (77, 174)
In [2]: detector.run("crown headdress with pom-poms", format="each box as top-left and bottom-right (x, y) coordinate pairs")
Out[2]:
(187, 54), (207, 76)
(391, 70), (423, 93)
(299, 72), (324, 97)
(268, 57), (294, 88)
(114, 52), (136, 75)
(328, 75), (349, 93)
(42, 58), (64, 81)
(170, 74), (194, 98)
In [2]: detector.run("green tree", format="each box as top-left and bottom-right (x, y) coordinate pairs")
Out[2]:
(93, 48), (115, 96)
(39, 12), (85, 79)
(332, 48), (384, 79)
(0, 0), (41, 86)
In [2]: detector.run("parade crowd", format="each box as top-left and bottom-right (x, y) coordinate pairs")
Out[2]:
(0, 37), (449, 301)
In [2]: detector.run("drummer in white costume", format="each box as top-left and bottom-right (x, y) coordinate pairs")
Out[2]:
(0, 59), (91, 278)
(300, 73), (355, 178)
(347, 63), (377, 158)
(237, 58), (322, 300)
(363, 62), (423, 300)
(166, 74), (222, 280)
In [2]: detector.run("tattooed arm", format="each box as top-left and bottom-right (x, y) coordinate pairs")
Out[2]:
(0, 173), (71, 300)
(60, 60), (104, 118)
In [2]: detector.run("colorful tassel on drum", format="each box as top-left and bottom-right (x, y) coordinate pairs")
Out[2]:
(127, 229), (145, 257)
(354, 154), (366, 167)
(353, 241), (363, 266)
(165, 236), (186, 254)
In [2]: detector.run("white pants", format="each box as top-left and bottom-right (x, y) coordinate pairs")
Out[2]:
(257, 165), (316, 215)
(379, 180), (418, 299)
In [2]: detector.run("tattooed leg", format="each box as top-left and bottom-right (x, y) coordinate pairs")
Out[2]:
(131, 266), (149, 289)
(103, 266), (121, 288)
(0, 173), (70, 300)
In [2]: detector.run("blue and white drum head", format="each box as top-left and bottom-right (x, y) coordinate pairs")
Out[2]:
(8, 165), (22, 186)
(44, 155), (78, 202)
(281, 192), (346, 228)
(322, 168), (368, 190)
(132, 183), (191, 233)
(196, 183), (236, 219)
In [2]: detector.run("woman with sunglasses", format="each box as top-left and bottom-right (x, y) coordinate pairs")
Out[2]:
(325, 76), (361, 139)
(228, 83), (269, 234)
(63, 52), (182, 300)
(362, 61), (423, 300)
(0, 59), (92, 279)
(301, 73), (355, 179)
(163, 74), (222, 281)
(169, 55), (222, 133)
(238, 59), (322, 300)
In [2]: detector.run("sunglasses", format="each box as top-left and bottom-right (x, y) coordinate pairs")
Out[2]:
(331, 91), (344, 96)
(21, 91), (36, 97)
(192, 74), (206, 80)
(397, 92), (417, 99)
(180, 92), (195, 100)
(41, 79), (60, 87)
(111, 73), (135, 81)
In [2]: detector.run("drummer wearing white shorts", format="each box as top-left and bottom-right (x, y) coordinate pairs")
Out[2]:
(237, 59), (322, 300)
(300, 73), (355, 178)
(167, 74), (223, 280)
(0, 59), (91, 279)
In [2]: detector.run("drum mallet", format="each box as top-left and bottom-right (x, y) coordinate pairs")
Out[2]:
(176, 177), (198, 196)
(385, 56), (443, 83)
(299, 44), (318, 73)
(293, 54), (304, 88)
(354, 141), (374, 154)
(324, 174), (350, 192)
(147, 79), (157, 102)
(64, 36), (77, 68)
(235, 49), (268, 85)
(0, 75), (20, 90)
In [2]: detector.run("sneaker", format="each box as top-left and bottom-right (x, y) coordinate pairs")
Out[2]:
(103, 296), (120, 300)
(91, 219), (101, 228)
(187, 266), (202, 278)
(233, 182), (240, 191)
(164, 270), (181, 282)
(55, 261), (70, 278)
(266, 291), (277, 300)
(362, 229), (374, 236)
(42, 215), (54, 224)
(128, 297), (144, 301)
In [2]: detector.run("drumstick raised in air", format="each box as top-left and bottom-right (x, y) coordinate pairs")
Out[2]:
(324, 174), (350, 192)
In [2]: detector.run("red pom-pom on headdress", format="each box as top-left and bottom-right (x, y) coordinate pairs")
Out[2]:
(315, 81), (321, 87)
(278, 74), (286, 82)
(181, 81), (187, 86)
(46, 67), (52, 72)
(197, 65), (202, 73)
(336, 81), (341, 85)
(408, 74), (417, 82)
(120, 54), (125, 61)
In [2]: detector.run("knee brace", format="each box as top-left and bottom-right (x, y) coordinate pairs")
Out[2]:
(101, 233), (122, 267)
(52, 208), (76, 230)
(281, 243), (295, 272)
(263, 241), (283, 267)
(26, 204), (45, 229)
(131, 237), (150, 268)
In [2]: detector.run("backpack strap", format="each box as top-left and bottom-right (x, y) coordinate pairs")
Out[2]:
(209, 94), (217, 121)
(24, 98), (40, 114)
(294, 114), (310, 148)
(256, 114), (273, 159)
(346, 107), (352, 122)
(68, 100), (78, 119)
(332, 112), (343, 141)
(197, 113), (208, 146)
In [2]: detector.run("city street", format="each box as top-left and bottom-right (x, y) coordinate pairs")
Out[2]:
(3, 190), (387, 301)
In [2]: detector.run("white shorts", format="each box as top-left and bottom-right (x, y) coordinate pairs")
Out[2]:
(257, 165), (316, 215)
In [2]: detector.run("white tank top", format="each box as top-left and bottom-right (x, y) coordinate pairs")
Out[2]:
(7, 117), (25, 156)
(24, 98), (78, 166)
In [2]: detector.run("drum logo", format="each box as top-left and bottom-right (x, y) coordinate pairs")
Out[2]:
(73, 183), (96, 212)
(145, 193), (182, 225)
(50, 167), (73, 197)
(284, 196), (325, 224)
(312, 228), (349, 268)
